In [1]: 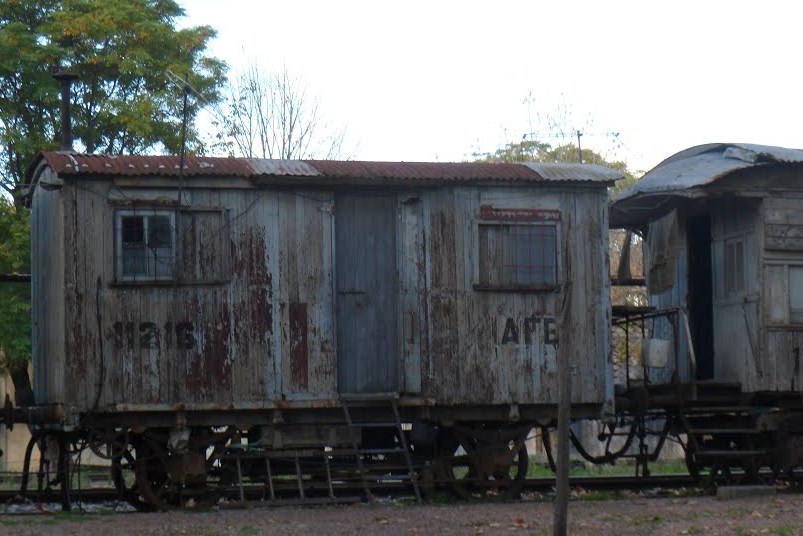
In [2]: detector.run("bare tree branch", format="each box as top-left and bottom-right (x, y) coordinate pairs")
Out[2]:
(224, 63), (347, 160)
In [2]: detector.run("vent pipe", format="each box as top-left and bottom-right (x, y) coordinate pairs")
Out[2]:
(52, 71), (78, 152)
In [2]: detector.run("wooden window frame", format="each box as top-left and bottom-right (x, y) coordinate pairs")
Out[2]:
(474, 206), (560, 292)
(112, 207), (230, 286)
(114, 209), (175, 282)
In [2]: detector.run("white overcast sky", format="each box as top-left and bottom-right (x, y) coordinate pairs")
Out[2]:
(180, 0), (803, 174)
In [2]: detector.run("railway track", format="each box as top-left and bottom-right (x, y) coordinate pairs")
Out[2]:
(0, 474), (701, 510)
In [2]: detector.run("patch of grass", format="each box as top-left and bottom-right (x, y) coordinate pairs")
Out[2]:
(240, 527), (261, 536)
(628, 513), (665, 527)
(53, 511), (97, 522)
(163, 528), (224, 536)
(527, 458), (691, 478)
(770, 527), (799, 536)
(725, 507), (749, 518)
(686, 526), (711, 534)
(575, 490), (628, 501)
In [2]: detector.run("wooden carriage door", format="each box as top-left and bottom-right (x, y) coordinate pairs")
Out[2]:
(335, 194), (398, 393)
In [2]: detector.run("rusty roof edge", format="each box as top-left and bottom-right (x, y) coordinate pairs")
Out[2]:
(29, 152), (620, 185)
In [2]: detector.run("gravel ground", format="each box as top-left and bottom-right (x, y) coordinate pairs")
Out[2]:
(1, 493), (802, 535)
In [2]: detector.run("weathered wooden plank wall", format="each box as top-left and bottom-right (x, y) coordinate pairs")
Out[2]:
(761, 196), (803, 392)
(41, 178), (611, 412)
(30, 168), (66, 404)
(422, 186), (609, 406)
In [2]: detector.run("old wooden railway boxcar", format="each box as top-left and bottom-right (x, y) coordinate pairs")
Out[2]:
(27, 153), (619, 425)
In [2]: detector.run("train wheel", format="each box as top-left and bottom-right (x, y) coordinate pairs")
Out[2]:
(440, 435), (528, 499)
(134, 438), (183, 510)
(134, 436), (219, 510)
(111, 442), (154, 512)
(440, 435), (478, 498)
(484, 442), (529, 498)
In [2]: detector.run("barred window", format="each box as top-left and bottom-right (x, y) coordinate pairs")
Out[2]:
(477, 223), (558, 290)
(115, 210), (175, 281)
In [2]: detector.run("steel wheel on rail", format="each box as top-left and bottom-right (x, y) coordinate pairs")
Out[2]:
(134, 436), (184, 510)
(439, 434), (479, 498)
(134, 435), (221, 510)
(483, 440), (529, 498)
(439, 432), (528, 499)
(111, 439), (155, 512)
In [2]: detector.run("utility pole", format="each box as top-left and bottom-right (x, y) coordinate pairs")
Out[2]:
(576, 130), (583, 163)
(554, 275), (572, 536)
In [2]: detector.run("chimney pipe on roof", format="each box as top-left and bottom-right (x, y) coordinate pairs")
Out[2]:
(52, 71), (78, 152)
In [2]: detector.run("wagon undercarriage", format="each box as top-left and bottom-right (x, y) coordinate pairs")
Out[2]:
(7, 396), (569, 510)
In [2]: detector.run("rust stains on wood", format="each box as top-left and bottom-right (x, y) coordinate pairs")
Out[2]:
(289, 302), (309, 391)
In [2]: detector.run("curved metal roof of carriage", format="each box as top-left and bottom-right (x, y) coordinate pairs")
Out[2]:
(27, 152), (621, 186)
(610, 143), (803, 228)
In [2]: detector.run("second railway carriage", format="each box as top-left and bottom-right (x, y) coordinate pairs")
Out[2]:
(610, 143), (803, 479)
(22, 152), (620, 507)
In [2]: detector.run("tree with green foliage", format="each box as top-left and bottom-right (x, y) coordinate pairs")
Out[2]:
(0, 0), (227, 200)
(473, 139), (637, 192)
(0, 0), (227, 381)
(0, 199), (30, 376)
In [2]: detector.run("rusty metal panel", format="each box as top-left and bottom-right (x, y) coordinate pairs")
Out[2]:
(307, 160), (543, 183)
(36, 152), (256, 177)
(479, 205), (560, 222)
(33, 152), (623, 186)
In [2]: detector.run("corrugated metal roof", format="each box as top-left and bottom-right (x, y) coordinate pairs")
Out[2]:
(305, 160), (541, 181)
(28, 151), (622, 186)
(31, 152), (257, 177)
(523, 162), (622, 182)
(246, 159), (320, 176)
(611, 143), (803, 227)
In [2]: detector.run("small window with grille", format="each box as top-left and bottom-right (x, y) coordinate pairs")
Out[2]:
(115, 210), (175, 281)
(475, 207), (560, 291)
